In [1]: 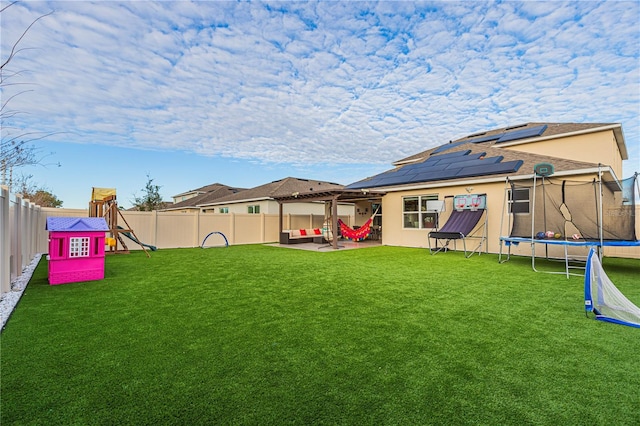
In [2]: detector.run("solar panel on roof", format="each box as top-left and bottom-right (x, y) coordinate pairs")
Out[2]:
(345, 150), (524, 190)
(421, 163), (452, 172)
(444, 156), (503, 169)
(392, 168), (414, 176)
(466, 134), (502, 144)
(454, 160), (523, 177)
(427, 151), (477, 166)
(427, 149), (471, 162)
(400, 162), (430, 171)
(412, 170), (460, 181)
(444, 152), (487, 163)
(497, 124), (547, 143)
(377, 174), (417, 186)
(432, 140), (468, 154)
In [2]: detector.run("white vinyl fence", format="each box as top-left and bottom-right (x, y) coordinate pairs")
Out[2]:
(1, 201), (353, 298)
(33, 209), (351, 253)
(1, 186), (41, 295)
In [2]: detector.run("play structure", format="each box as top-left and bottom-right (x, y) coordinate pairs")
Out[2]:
(89, 187), (156, 257)
(585, 248), (640, 328)
(499, 165), (640, 277)
(201, 231), (229, 248)
(428, 194), (488, 257)
(46, 217), (109, 285)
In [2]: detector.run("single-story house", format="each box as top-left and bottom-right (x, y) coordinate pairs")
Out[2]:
(197, 176), (356, 218)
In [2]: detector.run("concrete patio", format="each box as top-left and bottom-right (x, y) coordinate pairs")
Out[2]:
(266, 239), (382, 252)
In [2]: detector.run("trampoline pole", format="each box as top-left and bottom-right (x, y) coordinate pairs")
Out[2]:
(542, 175), (549, 260)
(597, 164), (604, 261)
(500, 178), (509, 240)
(531, 173), (538, 269)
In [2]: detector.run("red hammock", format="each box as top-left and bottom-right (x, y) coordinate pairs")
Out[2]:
(338, 218), (373, 241)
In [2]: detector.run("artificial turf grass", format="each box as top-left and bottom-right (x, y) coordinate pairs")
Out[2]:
(1, 245), (639, 425)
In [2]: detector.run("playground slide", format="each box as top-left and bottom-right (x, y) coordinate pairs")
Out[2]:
(117, 226), (158, 251)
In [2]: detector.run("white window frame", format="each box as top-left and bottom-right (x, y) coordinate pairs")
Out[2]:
(402, 195), (440, 229)
(219, 207), (229, 214)
(508, 188), (530, 214)
(69, 237), (90, 258)
(247, 205), (260, 214)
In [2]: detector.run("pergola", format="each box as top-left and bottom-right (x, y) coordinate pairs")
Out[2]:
(272, 189), (385, 250)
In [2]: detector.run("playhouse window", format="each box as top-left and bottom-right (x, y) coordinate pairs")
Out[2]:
(69, 237), (90, 258)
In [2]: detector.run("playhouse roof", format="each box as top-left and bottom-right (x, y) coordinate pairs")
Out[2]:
(46, 217), (109, 232)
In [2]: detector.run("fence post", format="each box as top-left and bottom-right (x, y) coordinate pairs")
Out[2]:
(194, 210), (200, 247)
(151, 210), (158, 248)
(229, 213), (235, 245)
(31, 204), (41, 259)
(1, 186), (9, 294)
(11, 193), (23, 281)
(21, 199), (32, 270)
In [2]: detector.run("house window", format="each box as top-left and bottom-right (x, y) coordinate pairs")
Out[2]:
(248, 205), (260, 214)
(219, 207), (229, 214)
(69, 237), (90, 258)
(403, 195), (439, 229)
(508, 188), (530, 214)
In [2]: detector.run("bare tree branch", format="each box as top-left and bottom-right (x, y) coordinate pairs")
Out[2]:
(1, 6), (53, 70)
(0, 2), (57, 190)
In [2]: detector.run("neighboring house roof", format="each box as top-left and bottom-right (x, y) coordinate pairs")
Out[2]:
(347, 122), (621, 191)
(46, 217), (109, 232)
(199, 177), (345, 206)
(163, 184), (246, 211)
(172, 183), (229, 199)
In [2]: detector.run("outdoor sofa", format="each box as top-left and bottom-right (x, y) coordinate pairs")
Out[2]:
(279, 228), (325, 244)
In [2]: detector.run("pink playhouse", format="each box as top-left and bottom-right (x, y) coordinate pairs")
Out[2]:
(46, 217), (109, 285)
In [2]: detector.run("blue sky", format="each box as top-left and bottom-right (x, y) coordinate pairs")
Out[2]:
(2, 0), (639, 209)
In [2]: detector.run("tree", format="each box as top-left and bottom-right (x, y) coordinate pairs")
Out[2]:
(131, 174), (164, 211)
(15, 173), (63, 207)
(1, 2), (57, 189)
(29, 189), (63, 207)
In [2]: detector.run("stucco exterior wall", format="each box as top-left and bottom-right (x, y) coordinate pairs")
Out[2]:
(381, 181), (508, 253)
(380, 171), (639, 259)
(352, 200), (381, 227)
(500, 130), (624, 178)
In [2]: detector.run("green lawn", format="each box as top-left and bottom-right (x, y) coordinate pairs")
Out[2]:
(2, 245), (639, 425)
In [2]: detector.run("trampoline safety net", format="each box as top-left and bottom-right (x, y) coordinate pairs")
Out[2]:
(509, 174), (638, 241)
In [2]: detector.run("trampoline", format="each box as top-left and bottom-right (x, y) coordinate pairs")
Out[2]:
(499, 165), (639, 277)
(499, 237), (640, 278)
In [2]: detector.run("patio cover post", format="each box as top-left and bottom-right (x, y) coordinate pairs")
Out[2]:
(278, 202), (283, 234)
(332, 194), (339, 250)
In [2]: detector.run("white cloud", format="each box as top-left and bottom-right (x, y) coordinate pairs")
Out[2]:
(1, 0), (638, 178)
